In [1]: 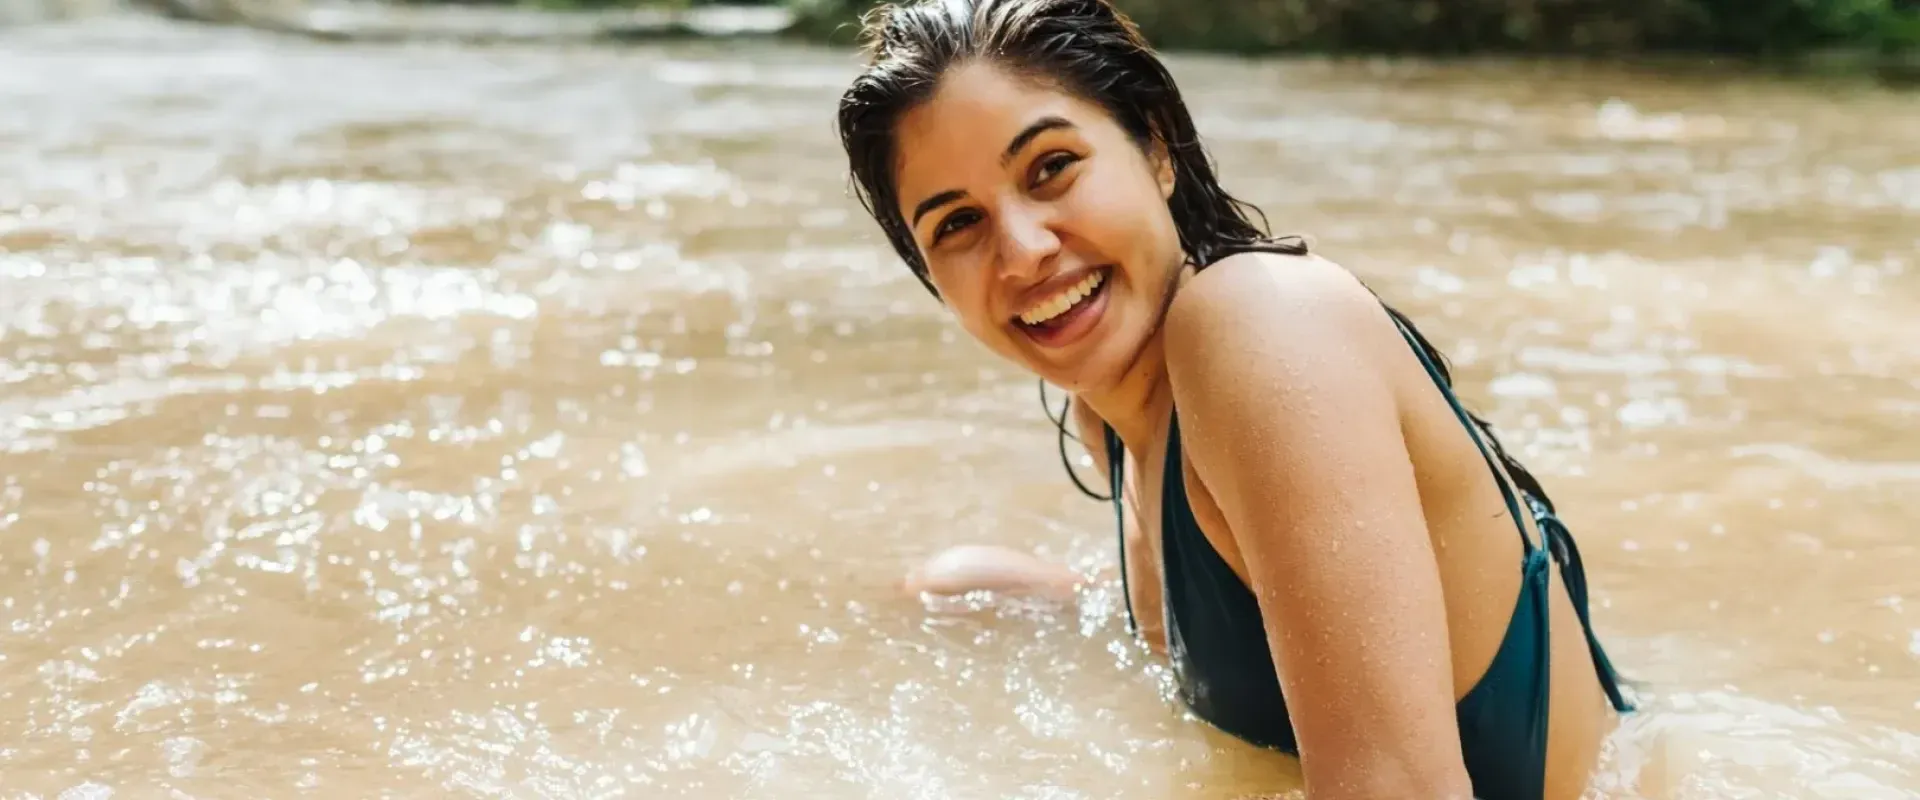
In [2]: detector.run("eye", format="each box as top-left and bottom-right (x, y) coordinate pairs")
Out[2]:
(1031, 152), (1080, 186)
(931, 208), (981, 244)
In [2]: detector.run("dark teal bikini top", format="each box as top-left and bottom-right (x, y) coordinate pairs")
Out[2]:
(1099, 310), (1634, 800)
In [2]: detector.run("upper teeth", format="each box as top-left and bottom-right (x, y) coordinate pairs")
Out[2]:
(1018, 271), (1104, 326)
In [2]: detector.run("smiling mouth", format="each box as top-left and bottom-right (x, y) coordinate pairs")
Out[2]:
(1015, 268), (1108, 330)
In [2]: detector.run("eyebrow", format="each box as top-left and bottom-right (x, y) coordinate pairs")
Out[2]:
(908, 115), (1078, 229)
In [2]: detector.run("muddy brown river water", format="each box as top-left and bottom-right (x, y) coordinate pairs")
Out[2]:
(1, 16), (1917, 800)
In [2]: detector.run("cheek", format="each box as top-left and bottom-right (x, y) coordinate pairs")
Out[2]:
(926, 267), (1004, 337)
(1071, 175), (1177, 269)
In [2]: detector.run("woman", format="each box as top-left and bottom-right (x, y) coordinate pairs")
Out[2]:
(836, 1), (1635, 798)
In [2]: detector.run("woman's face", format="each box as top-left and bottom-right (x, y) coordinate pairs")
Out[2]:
(891, 61), (1184, 394)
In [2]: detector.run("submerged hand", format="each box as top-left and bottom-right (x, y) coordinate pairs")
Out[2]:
(900, 544), (1083, 601)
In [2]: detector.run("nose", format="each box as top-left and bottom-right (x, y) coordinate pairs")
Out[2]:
(994, 198), (1061, 282)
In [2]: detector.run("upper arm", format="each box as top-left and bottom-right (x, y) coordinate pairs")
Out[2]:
(1163, 254), (1472, 798)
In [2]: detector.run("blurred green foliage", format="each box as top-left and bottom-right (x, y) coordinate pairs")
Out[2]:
(787, 0), (1920, 57)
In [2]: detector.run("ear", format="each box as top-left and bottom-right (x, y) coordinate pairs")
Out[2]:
(1147, 131), (1176, 200)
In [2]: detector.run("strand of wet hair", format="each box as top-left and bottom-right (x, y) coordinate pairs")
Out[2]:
(1042, 379), (1113, 501)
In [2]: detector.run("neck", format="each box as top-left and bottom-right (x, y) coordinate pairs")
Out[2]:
(1079, 261), (1193, 455)
(1079, 327), (1175, 458)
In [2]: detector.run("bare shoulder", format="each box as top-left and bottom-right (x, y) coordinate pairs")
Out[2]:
(1162, 250), (1399, 369)
(1161, 250), (1479, 797)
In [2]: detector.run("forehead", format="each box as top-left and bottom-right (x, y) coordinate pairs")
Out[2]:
(892, 62), (1109, 199)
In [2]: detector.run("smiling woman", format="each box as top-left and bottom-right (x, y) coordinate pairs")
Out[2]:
(891, 81), (1182, 381)
(833, 2), (1637, 799)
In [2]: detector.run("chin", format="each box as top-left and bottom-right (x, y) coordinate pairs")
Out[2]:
(1029, 342), (1130, 396)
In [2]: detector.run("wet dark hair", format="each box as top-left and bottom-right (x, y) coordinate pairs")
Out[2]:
(834, 0), (1559, 513)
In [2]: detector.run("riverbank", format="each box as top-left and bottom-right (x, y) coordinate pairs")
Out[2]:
(781, 0), (1920, 84)
(2, 0), (793, 40)
(787, 0), (1920, 60)
(4, 0), (1916, 83)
